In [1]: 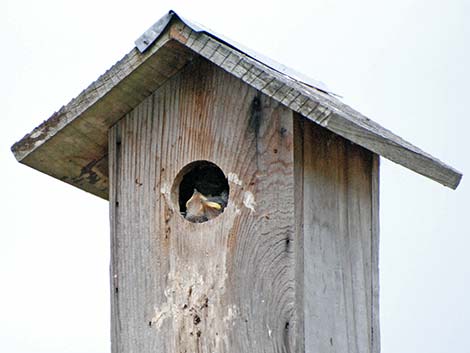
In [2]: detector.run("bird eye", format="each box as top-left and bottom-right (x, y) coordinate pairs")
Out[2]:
(171, 160), (229, 223)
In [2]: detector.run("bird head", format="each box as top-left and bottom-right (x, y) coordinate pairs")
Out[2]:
(185, 189), (223, 223)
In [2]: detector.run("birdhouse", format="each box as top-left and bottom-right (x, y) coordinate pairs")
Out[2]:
(12, 11), (462, 353)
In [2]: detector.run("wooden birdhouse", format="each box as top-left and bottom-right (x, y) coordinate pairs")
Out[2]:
(12, 11), (462, 353)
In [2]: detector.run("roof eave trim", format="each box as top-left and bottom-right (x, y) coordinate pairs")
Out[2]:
(11, 11), (462, 197)
(135, 10), (336, 96)
(162, 20), (462, 189)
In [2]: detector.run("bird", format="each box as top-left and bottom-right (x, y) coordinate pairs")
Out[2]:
(184, 188), (227, 223)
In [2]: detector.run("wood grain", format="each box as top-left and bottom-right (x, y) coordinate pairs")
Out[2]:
(109, 57), (298, 353)
(371, 154), (381, 353)
(109, 56), (380, 353)
(295, 115), (379, 353)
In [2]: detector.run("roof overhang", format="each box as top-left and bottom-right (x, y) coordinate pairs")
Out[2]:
(11, 11), (462, 199)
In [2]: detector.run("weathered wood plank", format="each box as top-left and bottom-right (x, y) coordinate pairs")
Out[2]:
(111, 94), (174, 352)
(322, 110), (461, 189)
(293, 116), (305, 353)
(109, 57), (299, 352)
(371, 155), (381, 353)
(298, 117), (377, 353)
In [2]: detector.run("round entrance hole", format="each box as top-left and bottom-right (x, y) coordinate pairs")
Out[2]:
(172, 161), (229, 223)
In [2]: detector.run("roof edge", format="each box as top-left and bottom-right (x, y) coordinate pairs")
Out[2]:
(161, 17), (462, 189)
(136, 10), (337, 96)
(11, 10), (462, 197)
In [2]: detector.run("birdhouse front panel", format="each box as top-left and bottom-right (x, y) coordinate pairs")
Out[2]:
(108, 53), (379, 353)
(108, 56), (300, 353)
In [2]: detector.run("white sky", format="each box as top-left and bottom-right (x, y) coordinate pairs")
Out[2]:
(1, 0), (468, 352)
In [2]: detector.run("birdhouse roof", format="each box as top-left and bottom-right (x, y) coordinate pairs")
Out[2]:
(11, 10), (462, 199)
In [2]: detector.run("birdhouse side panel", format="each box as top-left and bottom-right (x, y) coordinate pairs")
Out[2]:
(108, 57), (300, 353)
(294, 116), (380, 353)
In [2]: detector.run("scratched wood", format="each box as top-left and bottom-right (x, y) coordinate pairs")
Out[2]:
(109, 57), (298, 353)
(295, 115), (379, 353)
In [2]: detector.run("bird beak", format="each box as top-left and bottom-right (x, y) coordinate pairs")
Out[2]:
(204, 201), (222, 210)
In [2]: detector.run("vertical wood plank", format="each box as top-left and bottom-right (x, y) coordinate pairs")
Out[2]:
(109, 57), (298, 353)
(371, 155), (381, 353)
(293, 116), (305, 353)
(110, 94), (173, 353)
(109, 122), (121, 353)
(299, 118), (377, 353)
